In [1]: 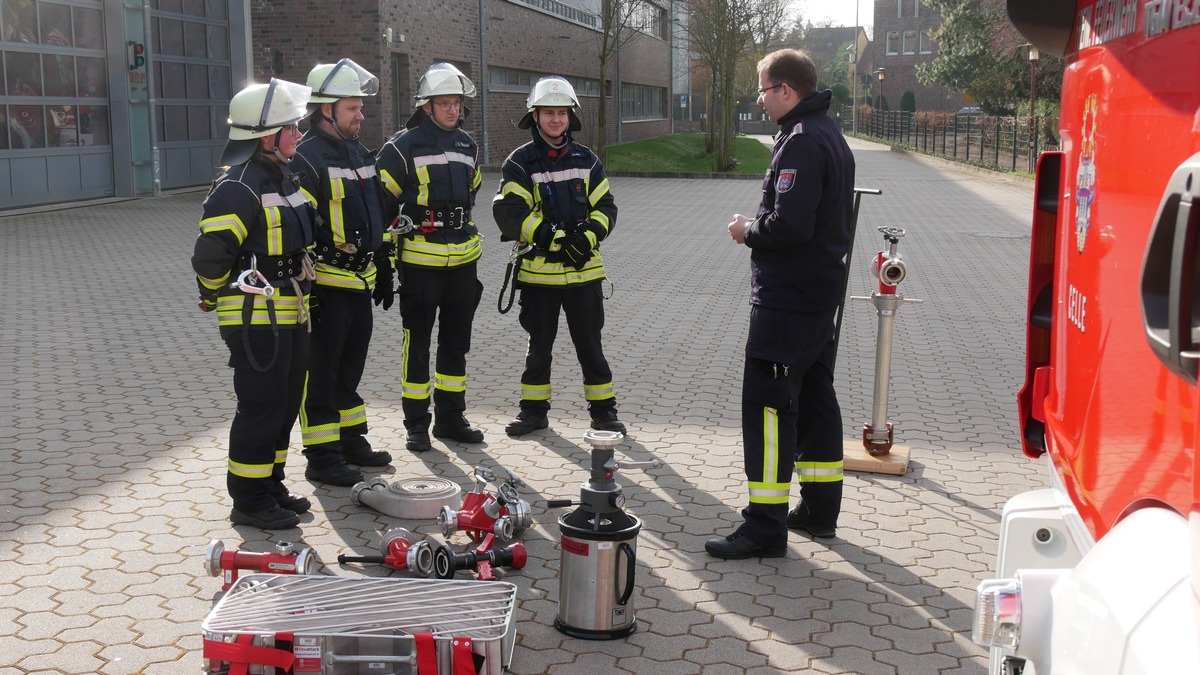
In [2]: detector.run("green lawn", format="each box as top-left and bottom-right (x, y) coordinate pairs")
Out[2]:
(605, 134), (770, 175)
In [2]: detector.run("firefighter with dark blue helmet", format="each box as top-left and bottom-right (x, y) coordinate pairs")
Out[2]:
(492, 76), (625, 437)
(192, 78), (317, 529)
(375, 63), (485, 453)
(292, 58), (392, 487)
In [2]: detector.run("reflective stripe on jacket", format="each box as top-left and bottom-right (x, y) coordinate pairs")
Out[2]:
(492, 130), (617, 288)
(192, 156), (315, 338)
(293, 127), (386, 292)
(376, 110), (482, 269)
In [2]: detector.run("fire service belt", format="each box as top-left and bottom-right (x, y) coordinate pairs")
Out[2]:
(313, 242), (373, 272)
(413, 205), (469, 230)
(238, 251), (306, 280)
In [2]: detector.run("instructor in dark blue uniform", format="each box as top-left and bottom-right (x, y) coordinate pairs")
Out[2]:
(706, 49), (855, 559)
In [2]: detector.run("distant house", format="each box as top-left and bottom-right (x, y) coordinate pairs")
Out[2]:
(872, 0), (964, 111)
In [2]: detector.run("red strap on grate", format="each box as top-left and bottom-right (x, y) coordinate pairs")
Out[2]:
(203, 635), (295, 675)
(415, 631), (438, 674)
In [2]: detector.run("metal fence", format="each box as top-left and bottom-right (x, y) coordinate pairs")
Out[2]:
(838, 106), (1060, 174)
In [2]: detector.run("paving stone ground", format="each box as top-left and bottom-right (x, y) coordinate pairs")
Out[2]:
(0, 138), (1046, 674)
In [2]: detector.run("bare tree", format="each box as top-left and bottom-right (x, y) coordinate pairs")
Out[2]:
(688, 0), (754, 170)
(594, 0), (642, 162)
(688, 0), (793, 170)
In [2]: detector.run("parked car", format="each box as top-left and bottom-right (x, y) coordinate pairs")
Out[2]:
(957, 106), (982, 115)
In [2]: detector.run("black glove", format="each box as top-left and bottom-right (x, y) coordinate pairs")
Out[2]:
(561, 232), (591, 270)
(372, 244), (396, 310)
(198, 294), (217, 313)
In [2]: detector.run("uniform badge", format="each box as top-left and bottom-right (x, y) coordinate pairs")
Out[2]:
(776, 169), (796, 193)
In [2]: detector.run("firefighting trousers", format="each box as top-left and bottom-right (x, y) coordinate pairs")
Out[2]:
(516, 282), (616, 415)
(224, 327), (310, 511)
(398, 262), (482, 430)
(738, 306), (843, 547)
(300, 287), (372, 469)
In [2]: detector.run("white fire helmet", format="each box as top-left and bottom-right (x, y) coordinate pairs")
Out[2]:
(227, 78), (311, 140)
(518, 76), (581, 132)
(221, 78), (310, 165)
(307, 58), (379, 103)
(413, 63), (476, 107)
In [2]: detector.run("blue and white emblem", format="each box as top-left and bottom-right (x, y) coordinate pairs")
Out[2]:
(776, 169), (796, 193)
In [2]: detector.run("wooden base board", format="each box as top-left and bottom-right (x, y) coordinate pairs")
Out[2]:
(844, 440), (910, 475)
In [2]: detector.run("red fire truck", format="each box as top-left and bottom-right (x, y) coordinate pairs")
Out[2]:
(972, 1), (1200, 673)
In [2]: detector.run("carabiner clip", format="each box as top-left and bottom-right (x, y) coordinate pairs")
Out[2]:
(509, 242), (533, 262)
(388, 213), (416, 237)
(231, 267), (276, 298)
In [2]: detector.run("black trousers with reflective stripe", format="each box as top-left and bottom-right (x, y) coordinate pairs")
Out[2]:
(398, 262), (481, 429)
(517, 282), (615, 414)
(224, 327), (309, 511)
(302, 286), (372, 468)
(739, 307), (842, 546)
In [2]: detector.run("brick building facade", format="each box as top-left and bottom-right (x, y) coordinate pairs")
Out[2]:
(250, 0), (672, 165)
(872, 0), (963, 112)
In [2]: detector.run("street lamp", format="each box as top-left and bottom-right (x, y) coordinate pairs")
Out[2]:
(1028, 44), (1039, 129)
(876, 68), (885, 110)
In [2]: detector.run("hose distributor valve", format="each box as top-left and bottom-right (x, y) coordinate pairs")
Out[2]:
(204, 539), (321, 591)
(335, 527), (434, 577)
(437, 466), (532, 545)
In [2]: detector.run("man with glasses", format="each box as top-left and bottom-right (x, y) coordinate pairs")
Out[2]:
(376, 63), (485, 453)
(706, 48), (856, 559)
(292, 58), (392, 487)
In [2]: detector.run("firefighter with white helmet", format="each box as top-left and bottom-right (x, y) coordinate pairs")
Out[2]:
(376, 63), (486, 452)
(493, 75), (625, 437)
(290, 58), (392, 486)
(192, 78), (318, 529)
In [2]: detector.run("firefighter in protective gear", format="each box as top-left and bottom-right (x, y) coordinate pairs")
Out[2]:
(192, 78), (317, 530)
(705, 49), (854, 560)
(375, 63), (485, 452)
(492, 76), (625, 437)
(292, 58), (391, 487)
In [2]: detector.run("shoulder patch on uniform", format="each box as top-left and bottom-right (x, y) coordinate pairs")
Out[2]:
(776, 169), (797, 193)
(791, 122), (804, 136)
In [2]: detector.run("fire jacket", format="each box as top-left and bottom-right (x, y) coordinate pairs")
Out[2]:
(746, 90), (855, 313)
(192, 155), (316, 339)
(376, 110), (482, 269)
(493, 129), (617, 287)
(292, 125), (387, 293)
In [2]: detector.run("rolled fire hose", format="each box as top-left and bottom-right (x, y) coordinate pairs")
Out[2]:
(351, 476), (463, 519)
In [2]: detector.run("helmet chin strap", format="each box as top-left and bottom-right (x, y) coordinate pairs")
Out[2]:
(267, 129), (292, 163)
(322, 100), (357, 141)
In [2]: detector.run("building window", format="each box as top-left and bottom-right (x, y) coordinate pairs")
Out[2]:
(920, 28), (934, 54)
(630, 1), (667, 40)
(885, 31), (899, 55)
(620, 83), (665, 121)
(902, 30), (916, 55)
(507, 0), (599, 29)
(914, 0), (920, 18)
(490, 66), (599, 97)
(0, 0), (111, 149)
(896, 0), (902, 18)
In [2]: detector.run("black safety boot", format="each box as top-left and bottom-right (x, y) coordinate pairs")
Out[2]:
(505, 411), (549, 436)
(406, 428), (433, 452)
(342, 437), (392, 467)
(304, 462), (363, 487)
(786, 505), (837, 538)
(271, 488), (312, 514)
(704, 531), (786, 560)
(590, 408), (627, 434)
(431, 414), (485, 443)
(230, 505), (301, 530)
